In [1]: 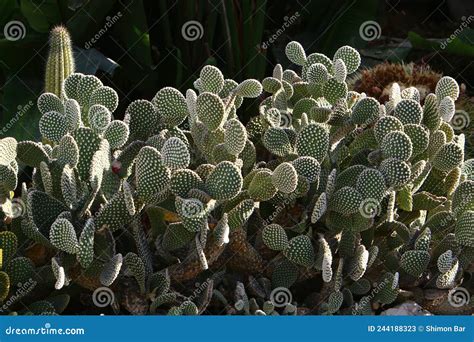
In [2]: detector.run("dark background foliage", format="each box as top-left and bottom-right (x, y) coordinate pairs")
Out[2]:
(0, 0), (473, 143)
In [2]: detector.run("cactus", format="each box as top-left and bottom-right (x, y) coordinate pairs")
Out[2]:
(262, 224), (288, 251)
(45, 26), (75, 98)
(1, 40), (472, 316)
(206, 161), (242, 200)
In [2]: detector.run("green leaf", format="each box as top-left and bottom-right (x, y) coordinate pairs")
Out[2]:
(111, 0), (152, 68)
(408, 31), (474, 57)
(0, 75), (41, 142)
(311, 0), (379, 55)
(66, 0), (117, 39)
(20, 0), (61, 33)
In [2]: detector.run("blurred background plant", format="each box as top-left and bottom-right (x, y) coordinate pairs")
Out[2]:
(0, 0), (473, 154)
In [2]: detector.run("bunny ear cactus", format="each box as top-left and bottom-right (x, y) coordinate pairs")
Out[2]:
(152, 87), (186, 127)
(0, 271), (10, 302)
(136, 146), (171, 202)
(262, 224), (288, 251)
(161, 137), (190, 170)
(49, 217), (79, 254)
(284, 235), (314, 268)
(0, 138), (18, 200)
(1, 40), (472, 315)
(0, 231), (36, 303)
(124, 100), (159, 141)
(199, 65), (224, 94)
(205, 161), (243, 200)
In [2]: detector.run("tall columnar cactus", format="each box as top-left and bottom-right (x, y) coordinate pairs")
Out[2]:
(0, 41), (472, 316)
(45, 26), (75, 98)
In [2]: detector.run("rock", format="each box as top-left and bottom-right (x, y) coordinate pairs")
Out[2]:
(381, 301), (432, 316)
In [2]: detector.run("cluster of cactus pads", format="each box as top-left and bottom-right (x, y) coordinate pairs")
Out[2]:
(0, 41), (473, 315)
